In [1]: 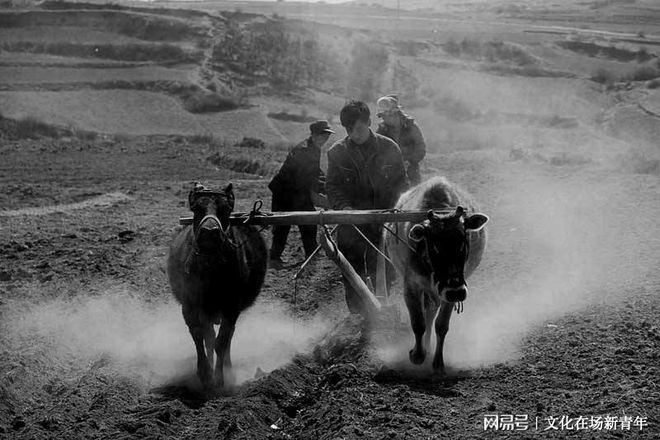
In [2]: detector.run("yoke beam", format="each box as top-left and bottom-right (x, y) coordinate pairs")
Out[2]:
(179, 209), (454, 226)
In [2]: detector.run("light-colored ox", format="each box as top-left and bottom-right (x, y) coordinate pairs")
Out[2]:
(385, 176), (488, 375)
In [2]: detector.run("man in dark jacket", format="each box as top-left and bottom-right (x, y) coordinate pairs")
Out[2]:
(327, 100), (408, 315)
(376, 95), (426, 185)
(268, 120), (333, 267)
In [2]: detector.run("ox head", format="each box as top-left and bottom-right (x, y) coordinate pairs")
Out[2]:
(408, 206), (488, 303)
(189, 182), (235, 254)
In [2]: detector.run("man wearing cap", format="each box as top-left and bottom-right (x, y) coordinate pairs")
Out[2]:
(268, 120), (333, 268)
(376, 95), (426, 185)
(326, 100), (408, 316)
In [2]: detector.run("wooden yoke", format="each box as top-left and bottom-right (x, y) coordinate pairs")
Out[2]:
(179, 209), (454, 226)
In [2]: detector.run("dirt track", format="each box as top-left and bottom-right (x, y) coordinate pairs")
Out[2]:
(0, 132), (658, 439)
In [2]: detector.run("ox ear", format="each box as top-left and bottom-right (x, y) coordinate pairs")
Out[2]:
(224, 183), (234, 198)
(465, 213), (488, 231)
(188, 190), (196, 210)
(408, 224), (426, 242)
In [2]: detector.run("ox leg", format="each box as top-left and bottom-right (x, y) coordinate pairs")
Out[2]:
(214, 316), (236, 389)
(183, 307), (212, 388)
(423, 293), (439, 355)
(203, 324), (216, 370)
(432, 302), (454, 375)
(404, 284), (427, 365)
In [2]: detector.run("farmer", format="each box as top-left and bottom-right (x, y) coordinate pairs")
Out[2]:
(376, 95), (426, 185)
(326, 100), (408, 316)
(268, 120), (334, 268)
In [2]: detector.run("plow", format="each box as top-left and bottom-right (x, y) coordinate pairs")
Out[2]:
(179, 206), (456, 320)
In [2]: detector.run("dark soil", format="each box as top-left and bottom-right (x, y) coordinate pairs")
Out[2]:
(0, 132), (658, 440)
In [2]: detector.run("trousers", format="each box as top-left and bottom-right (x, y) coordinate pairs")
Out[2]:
(270, 192), (317, 259)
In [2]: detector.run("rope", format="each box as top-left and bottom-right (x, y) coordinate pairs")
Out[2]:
(350, 224), (396, 267)
(382, 224), (418, 254)
(293, 224), (338, 281)
(235, 199), (272, 233)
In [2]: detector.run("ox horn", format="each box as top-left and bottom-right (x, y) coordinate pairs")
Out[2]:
(455, 206), (466, 217)
(408, 224), (426, 242)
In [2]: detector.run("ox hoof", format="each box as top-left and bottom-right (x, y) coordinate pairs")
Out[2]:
(197, 371), (213, 390)
(215, 368), (236, 391)
(430, 368), (446, 382)
(409, 348), (426, 365)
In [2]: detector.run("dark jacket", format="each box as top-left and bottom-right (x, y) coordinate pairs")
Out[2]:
(268, 138), (325, 199)
(376, 115), (426, 164)
(326, 131), (408, 210)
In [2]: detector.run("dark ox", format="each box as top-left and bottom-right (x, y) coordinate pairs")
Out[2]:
(167, 183), (267, 389)
(384, 177), (488, 375)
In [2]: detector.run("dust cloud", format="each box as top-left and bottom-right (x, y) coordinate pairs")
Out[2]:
(377, 106), (658, 373)
(378, 158), (657, 372)
(6, 288), (332, 386)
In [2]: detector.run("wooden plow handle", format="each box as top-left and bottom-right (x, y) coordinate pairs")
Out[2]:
(318, 225), (382, 321)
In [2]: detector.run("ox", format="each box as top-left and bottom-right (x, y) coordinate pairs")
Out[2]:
(384, 176), (488, 375)
(167, 183), (267, 389)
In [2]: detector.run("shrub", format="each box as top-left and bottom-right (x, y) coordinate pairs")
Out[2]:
(182, 90), (240, 113)
(189, 134), (214, 144)
(13, 116), (61, 139)
(267, 111), (317, 123)
(212, 19), (337, 89)
(558, 40), (652, 63)
(0, 114), (67, 139)
(626, 66), (660, 82)
(234, 137), (266, 149)
(647, 78), (660, 89)
(0, 41), (202, 62)
(443, 38), (537, 66)
(207, 150), (281, 176)
(591, 68), (617, 85)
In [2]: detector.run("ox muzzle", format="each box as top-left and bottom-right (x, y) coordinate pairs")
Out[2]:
(195, 215), (230, 249)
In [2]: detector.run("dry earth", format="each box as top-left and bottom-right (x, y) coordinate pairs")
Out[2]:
(0, 127), (658, 440)
(0, 1), (659, 439)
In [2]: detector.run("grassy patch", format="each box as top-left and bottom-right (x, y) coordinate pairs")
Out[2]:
(591, 68), (618, 86)
(484, 64), (574, 78)
(212, 18), (345, 92)
(444, 38), (539, 67)
(188, 134), (214, 144)
(591, 66), (660, 85)
(1, 9), (209, 42)
(625, 66), (660, 82)
(0, 41), (202, 62)
(0, 113), (101, 141)
(267, 111), (317, 123)
(181, 90), (241, 113)
(557, 40), (654, 63)
(206, 138), (290, 176)
(647, 78), (660, 89)
(0, 114), (65, 139)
